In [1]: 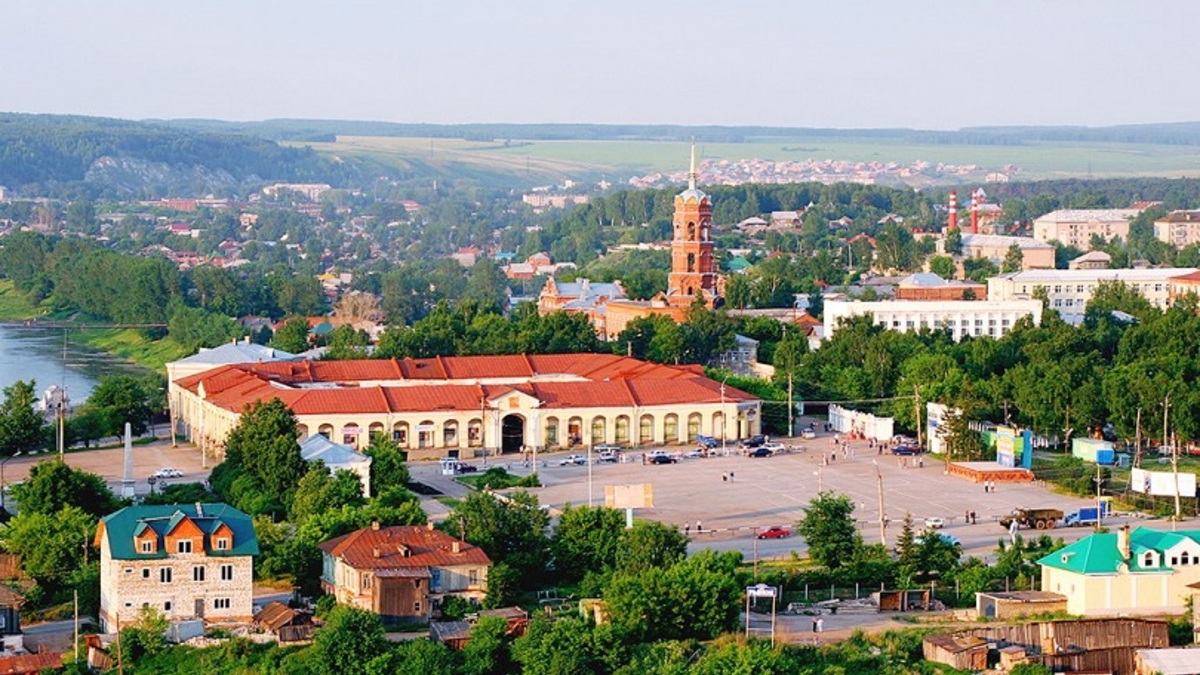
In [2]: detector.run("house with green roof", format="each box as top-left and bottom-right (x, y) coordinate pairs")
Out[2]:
(1039, 526), (1200, 616)
(96, 503), (258, 632)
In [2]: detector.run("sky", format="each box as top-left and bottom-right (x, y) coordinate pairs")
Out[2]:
(3, 0), (1197, 130)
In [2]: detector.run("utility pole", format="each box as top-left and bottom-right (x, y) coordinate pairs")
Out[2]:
(1094, 461), (1103, 532)
(787, 373), (794, 437)
(1133, 407), (1143, 469)
(873, 460), (887, 547)
(914, 385), (922, 449)
(73, 589), (79, 663)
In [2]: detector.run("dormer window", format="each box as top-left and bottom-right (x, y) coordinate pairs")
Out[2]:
(1144, 552), (1156, 568)
(1183, 552), (1191, 565)
(216, 538), (230, 551)
(140, 540), (154, 554)
(177, 540), (192, 554)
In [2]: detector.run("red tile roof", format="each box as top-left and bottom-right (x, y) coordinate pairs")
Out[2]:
(319, 525), (491, 570)
(0, 652), (63, 675)
(175, 354), (757, 416)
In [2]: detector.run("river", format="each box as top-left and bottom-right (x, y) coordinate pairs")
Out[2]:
(0, 325), (145, 404)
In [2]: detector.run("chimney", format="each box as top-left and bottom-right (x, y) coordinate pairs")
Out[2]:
(970, 191), (980, 234)
(1118, 525), (1131, 561)
(426, 522), (435, 531)
(371, 520), (381, 531)
(195, 503), (204, 518)
(372, 547), (382, 559)
(243, 335), (251, 345)
(947, 191), (958, 231)
(452, 541), (461, 554)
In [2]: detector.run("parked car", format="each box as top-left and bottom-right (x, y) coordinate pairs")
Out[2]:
(597, 450), (619, 463)
(923, 517), (945, 529)
(801, 428), (817, 439)
(648, 452), (678, 465)
(594, 443), (621, 453)
(740, 434), (767, 449)
(684, 448), (707, 459)
(747, 447), (774, 458)
(695, 435), (719, 448)
(455, 462), (478, 474)
(891, 445), (920, 455)
(756, 526), (791, 540)
(760, 442), (786, 454)
(559, 454), (587, 466)
(154, 467), (183, 479)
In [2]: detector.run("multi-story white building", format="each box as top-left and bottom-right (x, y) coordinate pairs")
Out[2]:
(1033, 208), (1142, 249)
(822, 298), (1043, 342)
(96, 503), (257, 632)
(987, 268), (1198, 312)
(1154, 211), (1200, 247)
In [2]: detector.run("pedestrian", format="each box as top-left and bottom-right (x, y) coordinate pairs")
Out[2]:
(971, 511), (977, 524)
(918, 456), (924, 468)
(811, 616), (818, 633)
(696, 519), (702, 533)
(722, 473), (727, 483)
(685, 523), (690, 537)
(816, 617), (824, 633)
(965, 509), (970, 523)
(641, 453), (646, 465)
(983, 480), (988, 493)
(729, 471), (735, 482)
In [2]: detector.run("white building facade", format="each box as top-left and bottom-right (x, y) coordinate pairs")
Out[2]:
(987, 268), (1198, 313)
(822, 298), (1043, 342)
(1033, 208), (1141, 249)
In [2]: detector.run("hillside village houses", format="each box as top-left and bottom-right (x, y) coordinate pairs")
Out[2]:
(169, 353), (761, 463)
(96, 503), (258, 632)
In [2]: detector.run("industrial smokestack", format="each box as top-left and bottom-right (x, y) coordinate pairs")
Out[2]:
(970, 190), (980, 234)
(947, 191), (958, 231)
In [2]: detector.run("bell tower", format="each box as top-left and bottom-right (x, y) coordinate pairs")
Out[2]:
(667, 144), (722, 308)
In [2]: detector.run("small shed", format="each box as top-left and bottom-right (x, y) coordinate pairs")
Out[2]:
(478, 607), (529, 638)
(976, 591), (1067, 619)
(1136, 647), (1200, 675)
(873, 589), (930, 612)
(999, 645), (1027, 670)
(254, 601), (314, 643)
(923, 633), (988, 671)
(430, 621), (473, 650)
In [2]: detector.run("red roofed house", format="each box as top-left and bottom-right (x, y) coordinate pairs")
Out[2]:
(170, 353), (761, 462)
(319, 523), (490, 624)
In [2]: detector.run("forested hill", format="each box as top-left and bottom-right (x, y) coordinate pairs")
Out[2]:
(0, 113), (373, 197)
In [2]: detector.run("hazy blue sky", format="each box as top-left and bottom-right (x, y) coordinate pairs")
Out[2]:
(3, 0), (1195, 129)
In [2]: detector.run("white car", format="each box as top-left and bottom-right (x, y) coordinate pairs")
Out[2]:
(684, 448), (707, 459)
(801, 428), (816, 439)
(154, 467), (183, 479)
(760, 442), (786, 454)
(924, 517), (945, 529)
(559, 455), (587, 466)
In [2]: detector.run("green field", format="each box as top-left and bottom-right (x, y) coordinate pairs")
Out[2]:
(305, 134), (1200, 185)
(0, 279), (41, 321)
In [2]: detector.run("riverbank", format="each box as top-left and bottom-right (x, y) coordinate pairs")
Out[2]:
(0, 280), (186, 373)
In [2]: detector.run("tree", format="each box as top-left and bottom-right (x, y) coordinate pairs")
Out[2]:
(604, 551), (743, 643)
(796, 491), (861, 569)
(211, 398), (307, 515)
(11, 460), (122, 518)
(311, 606), (389, 675)
(0, 380), (45, 456)
(512, 616), (605, 675)
(551, 505), (626, 582)
(366, 639), (460, 675)
(461, 614), (513, 675)
(446, 491), (550, 587)
(1002, 243), (1024, 273)
(269, 316), (310, 354)
(365, 432), (409, 497)
(0, 505), (94, 583)
(616, 519), (688, 573)
(288, 464), (365, 523)
(928, 255), (956, 280)
(119, 606), (170, 663)
(84, 375), (155, 437)
(940, 407), (987, 461)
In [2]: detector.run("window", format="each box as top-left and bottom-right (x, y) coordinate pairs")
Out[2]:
(142, 569), (150, 579)
(414, 601), (422, 613)
(1183, 552), (1192, 565)
(214, 598), (231, 610)
(193, 566), (206, 582)
(124, 568), (133, 575)
(159, 568), (173, 583)
(469, 569), (479, 585)
(216, 538), (230, 551)
(415, 579), (422, 589)
(164, 601), (172, 612)
(1143, 553), (1155, 567)
(221, 565), (234, 581)
(392, 428), (407, 444)
(140, 540), (153, 554)
(177, 540), (192, 554)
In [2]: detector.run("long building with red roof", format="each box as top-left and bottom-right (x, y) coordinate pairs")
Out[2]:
(170, 353), (761, 462)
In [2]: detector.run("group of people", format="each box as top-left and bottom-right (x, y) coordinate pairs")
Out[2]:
(983, 480), (997, 493)
(964, 510), (977, 524)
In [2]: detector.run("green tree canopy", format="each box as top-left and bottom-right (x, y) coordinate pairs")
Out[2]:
(796, 491), (861, 569)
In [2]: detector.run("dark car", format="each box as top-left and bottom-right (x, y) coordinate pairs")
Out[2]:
(740, 434), (767, 449)
(455, 462), (479, 473)
(747, 447), (773, 458)
(695, 435), (719, 448)
(649, 454), (678, 465)
(756, 526), (791, 540)
(891, 445), (920, 456)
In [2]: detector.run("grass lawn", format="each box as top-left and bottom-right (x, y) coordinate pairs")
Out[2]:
(73, 328), (189, 372)
(0, 280), (41, 321)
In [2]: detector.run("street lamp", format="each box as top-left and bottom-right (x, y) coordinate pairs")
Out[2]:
(872, 459), (887, 547)
(1, 452), (23, 511)
(720, 375), (729, 456)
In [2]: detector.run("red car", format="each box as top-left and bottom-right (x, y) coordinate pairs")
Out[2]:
(756, 526), (791, 540)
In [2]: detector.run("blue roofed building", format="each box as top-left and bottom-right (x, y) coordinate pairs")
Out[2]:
(1039, 526), (1200, 616)
(96, 503), (258, 631)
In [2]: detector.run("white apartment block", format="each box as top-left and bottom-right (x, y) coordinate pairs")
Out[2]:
(1032, 208), (1141, 249)
(1154, 211), (1200, 247)
(987, 268), (1198, 313)
(822, 299), (1043, 342)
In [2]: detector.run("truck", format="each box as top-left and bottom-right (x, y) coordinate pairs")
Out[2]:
(998, 508), (1064, 531)
(1064, 500), (1112, 527)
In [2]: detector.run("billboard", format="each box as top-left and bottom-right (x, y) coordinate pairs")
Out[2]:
(1131, 468), (1197, 498)
(606, 483), (654, 509)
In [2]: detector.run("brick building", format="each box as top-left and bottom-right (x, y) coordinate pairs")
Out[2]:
(894, 273), (987, 301)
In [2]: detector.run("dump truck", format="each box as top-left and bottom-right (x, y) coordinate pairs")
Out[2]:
(998, 508), (1064, 531)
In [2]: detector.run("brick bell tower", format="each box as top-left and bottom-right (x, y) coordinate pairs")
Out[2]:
(667, 143), (723, 308)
